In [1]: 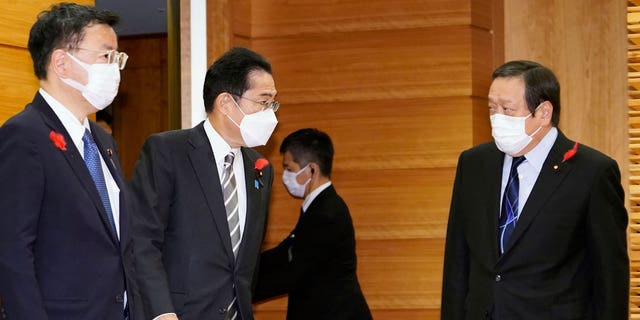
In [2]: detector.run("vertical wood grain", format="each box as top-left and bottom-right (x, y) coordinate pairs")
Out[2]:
(503, 0), (628, 190)
(240, 1), (500, 318)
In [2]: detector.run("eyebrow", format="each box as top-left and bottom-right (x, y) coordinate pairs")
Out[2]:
(257, 92), (277, 99)
(488, 97), (513, 104)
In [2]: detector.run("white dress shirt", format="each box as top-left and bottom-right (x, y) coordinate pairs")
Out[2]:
(500, 126), (558, 220)
(203, 119), (247, 239)
(39, 88), (121, 238)
(302, 181), (332, 214)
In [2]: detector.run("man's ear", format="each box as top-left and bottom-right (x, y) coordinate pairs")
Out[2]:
(50, 49), (69, 77)
(309, 162), (317, 175)
(216, 92), (234, 115)
(538, 101), (553, 123)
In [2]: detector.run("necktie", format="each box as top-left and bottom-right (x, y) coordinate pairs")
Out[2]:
(222, 152), (240, 320)
(223, 152), (241, 257)
(498, 156), (525, 254)
(82, 129), (116, 235)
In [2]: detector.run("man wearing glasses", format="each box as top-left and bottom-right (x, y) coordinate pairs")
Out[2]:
(0, 3), (132, 319)
(130, 47), (278, 320)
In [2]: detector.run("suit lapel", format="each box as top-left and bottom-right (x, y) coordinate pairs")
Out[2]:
(90, 122), (127, 246)
(237, 147), (259, 264)
(500, 131), (575, 256)
(186, 124), (236, 261)
(33, 94), (120, 245)
(484, 147), (506, 260)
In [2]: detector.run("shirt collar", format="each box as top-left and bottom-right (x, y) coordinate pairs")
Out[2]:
(203, 118), (234, 171)
(39, 88), (90, 149)
(520, 126), (558, 172)
(302, 181), (332, 213)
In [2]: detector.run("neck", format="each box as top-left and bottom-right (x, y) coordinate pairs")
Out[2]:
(41, 79), (92, 123)
(515, 125), (553, 157)
(304, 176), (330, 198)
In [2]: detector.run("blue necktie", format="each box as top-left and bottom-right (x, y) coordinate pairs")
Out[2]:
(82, 129), (116, 235)
(498, 156), (525, 254)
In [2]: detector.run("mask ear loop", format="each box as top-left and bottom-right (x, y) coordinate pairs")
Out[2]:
(225, 95), (246, 128)
(297, 164), (312, 186)
(527, 103), (546, 138)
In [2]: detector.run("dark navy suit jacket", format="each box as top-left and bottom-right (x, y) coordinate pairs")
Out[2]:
(0, 92), (134, 319)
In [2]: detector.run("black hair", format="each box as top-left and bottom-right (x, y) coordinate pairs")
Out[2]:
(28, 2), (119, 79)
(280, 128), (334, 177)
(492, 60), (561, 126)
(202, 47), (272, 113)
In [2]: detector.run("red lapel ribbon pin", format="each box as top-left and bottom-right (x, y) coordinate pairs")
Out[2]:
(49, 130), (67, 151)
(254, 158), (269, 189)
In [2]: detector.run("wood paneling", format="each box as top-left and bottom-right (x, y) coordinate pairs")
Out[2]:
(0, 0), (93, 49)
(227, 1), (502, 318)
(0, 0), (94, 126)
(261, 98), (474, 171)
(629, 2), (640, 318)
(233, 0), (491, 38)
(247, 27), (485, 104)
(505, 0), (629, 316)
(112, 35), (168, 179)
(0, 46), (38, 123)
(504, 0), (628, 176)
(262, 168), (456, 245)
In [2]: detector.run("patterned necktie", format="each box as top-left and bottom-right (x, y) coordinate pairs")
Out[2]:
(222, 152), (240, 320)
(498, 156), (525, 254)
(223, 152), (241, 257)
(82, 129), (116, 235)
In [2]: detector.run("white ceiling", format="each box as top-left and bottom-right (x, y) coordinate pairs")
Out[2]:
(95, 0), (167, 36)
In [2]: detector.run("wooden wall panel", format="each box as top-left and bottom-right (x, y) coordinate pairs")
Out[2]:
(0, 46), (38, 123)
(113, 35), (168, 179)
(0, 0), (95, 126)
(262, 168), (456, 244)
(225, 0), (503, 318)
(503, 0), (628, 183)
(260, 98), (474, 172)
(232, 0), (490, 37)
(248, 27), (479, 104)
(0, 0), (93, 49)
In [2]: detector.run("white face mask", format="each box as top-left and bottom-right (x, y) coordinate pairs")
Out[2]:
(490, 112), (542, 156)
(227, 99), (278, 147)
(282, 164), (311, 198)
(59, 53), (121, 111)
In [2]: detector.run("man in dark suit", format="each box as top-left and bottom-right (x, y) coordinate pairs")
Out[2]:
(0, 3), (133, 319)
(441, 60), (629, 319)
(254, 128), (372, 320)
(130, 47), (278, 320)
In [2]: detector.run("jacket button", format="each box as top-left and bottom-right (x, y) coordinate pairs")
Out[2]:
(495, 274), (501, 282)
(218, 307), (226, 314)
(115, 294), (124, 303)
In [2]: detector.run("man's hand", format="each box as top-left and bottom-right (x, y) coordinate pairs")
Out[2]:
(154, 313), (179, 320)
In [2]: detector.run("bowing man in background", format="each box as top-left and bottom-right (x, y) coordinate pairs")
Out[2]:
(0, 3), (133, 319)
(441, 60), (629, 319)
(254, 128), (373, 320)
(130, 47), (278, 320)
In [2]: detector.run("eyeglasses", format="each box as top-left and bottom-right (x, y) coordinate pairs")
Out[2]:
(236, 95), (280, 112)
(73, 47), (129, 70)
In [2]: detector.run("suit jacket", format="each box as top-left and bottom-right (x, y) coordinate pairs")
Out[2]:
(0, 92), (133, 319)
(129, 122), (274, 320)
(254, 185), (372, 320)
(441, 130), (629, 320)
